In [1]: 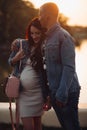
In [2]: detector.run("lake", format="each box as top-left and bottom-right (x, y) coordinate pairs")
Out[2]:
(76, 40), (87, 103)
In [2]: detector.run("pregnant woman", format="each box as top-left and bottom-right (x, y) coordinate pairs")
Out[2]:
(8, 18), (49, 130)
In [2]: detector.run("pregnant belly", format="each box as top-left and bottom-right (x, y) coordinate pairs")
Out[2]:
(20, 66), (40, 90)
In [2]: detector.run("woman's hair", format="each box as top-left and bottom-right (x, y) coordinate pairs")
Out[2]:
(26, 17), (45, 70)
(26, 17), (45, 45)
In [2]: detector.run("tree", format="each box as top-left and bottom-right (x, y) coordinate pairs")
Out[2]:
(0, 0), (38, 44)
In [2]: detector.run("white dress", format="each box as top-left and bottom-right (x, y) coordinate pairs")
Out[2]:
(19, 59), (44, 117)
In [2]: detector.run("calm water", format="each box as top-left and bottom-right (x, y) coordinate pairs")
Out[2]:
(76, 40), (87, 103)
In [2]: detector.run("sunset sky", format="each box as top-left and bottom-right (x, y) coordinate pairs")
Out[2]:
(29, 0), (87, 27)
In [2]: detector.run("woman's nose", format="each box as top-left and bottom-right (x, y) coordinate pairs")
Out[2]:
(32, 34), (37, 38)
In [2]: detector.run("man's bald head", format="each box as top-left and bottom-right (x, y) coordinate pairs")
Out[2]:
(40, 2), (59, 18)
(39, 2), (59, 29)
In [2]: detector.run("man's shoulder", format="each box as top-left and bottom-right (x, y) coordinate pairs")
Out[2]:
(58, 27), (74, 41)
(56, 26), (69, 36)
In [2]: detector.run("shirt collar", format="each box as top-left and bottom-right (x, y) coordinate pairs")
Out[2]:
(46, 22), (60, 37)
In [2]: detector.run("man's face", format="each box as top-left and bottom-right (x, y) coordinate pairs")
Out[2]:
(39, 7), (48, 28)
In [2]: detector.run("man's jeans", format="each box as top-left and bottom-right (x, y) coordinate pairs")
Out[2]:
(50, 90), (81, 130)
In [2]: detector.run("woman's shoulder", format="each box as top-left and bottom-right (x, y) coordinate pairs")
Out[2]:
(12, 38), (28, 42)
(21, 39), (28, 44)
(13, 38), (28, 44)
(11, 38), (28, 50)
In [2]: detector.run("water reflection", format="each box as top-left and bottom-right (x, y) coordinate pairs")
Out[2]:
(76, 40), (87, 103)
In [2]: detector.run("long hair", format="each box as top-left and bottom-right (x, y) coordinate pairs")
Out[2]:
(26, 17), (46, 70)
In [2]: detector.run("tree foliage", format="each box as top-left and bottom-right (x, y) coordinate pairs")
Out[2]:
(0, 0), (38, 44)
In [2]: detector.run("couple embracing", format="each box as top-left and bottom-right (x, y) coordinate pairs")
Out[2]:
(9, 2), (81, 130)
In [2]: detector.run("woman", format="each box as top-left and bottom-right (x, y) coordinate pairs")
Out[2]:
(8, 18), (50, 130)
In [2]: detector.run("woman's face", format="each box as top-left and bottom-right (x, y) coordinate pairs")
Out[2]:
(30, 25), (42, 44)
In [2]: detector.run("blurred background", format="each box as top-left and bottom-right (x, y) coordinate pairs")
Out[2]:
(0, 0), (87, 103)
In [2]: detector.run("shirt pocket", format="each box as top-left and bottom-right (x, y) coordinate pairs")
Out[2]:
(46, 44), (60, 62)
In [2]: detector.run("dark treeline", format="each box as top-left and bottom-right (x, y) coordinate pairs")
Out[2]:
(0, 0), (87, 101)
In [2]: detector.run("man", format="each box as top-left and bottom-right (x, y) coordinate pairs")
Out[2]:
(39, 2), (81, 130)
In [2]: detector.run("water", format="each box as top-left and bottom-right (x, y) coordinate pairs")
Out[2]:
(76, 40), (87, 103)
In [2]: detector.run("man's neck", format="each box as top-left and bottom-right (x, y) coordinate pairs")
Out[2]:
(47, 21), (57, 31)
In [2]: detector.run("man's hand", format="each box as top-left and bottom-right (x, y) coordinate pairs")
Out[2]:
(43, 96), (51, 111)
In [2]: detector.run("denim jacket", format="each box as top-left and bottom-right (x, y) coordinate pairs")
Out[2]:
(8, 39), (30, 77)
(44, 23), (80, 104)
(8, 38), (49, 101)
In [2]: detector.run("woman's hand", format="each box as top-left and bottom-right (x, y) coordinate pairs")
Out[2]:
(11, 39), (19, 51)
(15, 49), (25, 60)
(12, 49), (25, 64)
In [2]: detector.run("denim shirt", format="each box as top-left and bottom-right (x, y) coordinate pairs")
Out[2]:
(44, 23), (80, 103)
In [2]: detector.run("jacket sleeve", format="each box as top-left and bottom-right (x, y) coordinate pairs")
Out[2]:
(8, 51), (17, 66)
(8, 39), (20, 66)
(55, 34), (75, 104)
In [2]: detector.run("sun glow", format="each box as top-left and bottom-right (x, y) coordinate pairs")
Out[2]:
(28, 0), (87, 27)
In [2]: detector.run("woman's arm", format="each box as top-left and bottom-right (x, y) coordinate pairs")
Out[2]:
(9, 39), (25, 66)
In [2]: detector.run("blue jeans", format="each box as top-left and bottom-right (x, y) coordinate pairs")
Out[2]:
(50, 90), (81, 130)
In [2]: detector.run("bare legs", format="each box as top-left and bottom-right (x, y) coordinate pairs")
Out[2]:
(34, 117), (42, 130)
(21, 116), (42, 130)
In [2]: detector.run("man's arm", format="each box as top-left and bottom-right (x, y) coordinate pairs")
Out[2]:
(56, 34), (75, 105)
